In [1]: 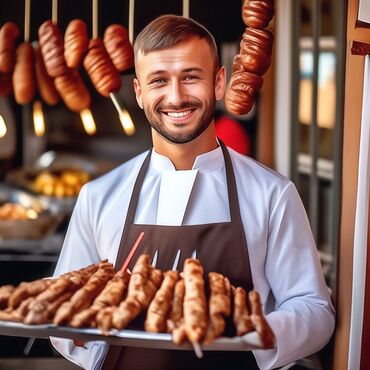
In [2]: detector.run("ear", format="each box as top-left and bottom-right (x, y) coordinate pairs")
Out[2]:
(214, 66), (226, 102)
(133, 78), (143, 109)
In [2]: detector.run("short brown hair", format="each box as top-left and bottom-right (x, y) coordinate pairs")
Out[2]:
(134, 14), (219, 71)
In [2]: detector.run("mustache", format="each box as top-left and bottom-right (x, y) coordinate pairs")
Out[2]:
(156, 101), (202, 111)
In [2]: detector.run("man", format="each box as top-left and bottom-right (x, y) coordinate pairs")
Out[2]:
(51, 14), (335, 370)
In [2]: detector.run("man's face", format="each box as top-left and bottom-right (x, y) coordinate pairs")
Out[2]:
(133, 37), (225, 144)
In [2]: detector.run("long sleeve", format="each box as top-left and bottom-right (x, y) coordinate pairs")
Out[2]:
(253, 182), (335, 369)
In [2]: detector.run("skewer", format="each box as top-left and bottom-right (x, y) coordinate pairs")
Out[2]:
(52, 0), (58, 24)
(119, 231), (145, 273)
(171, 250), (181, 271)
(128, 0), (135, 45)
(182, 0), (190, 19)
(24, 0), (30, 42)
(151, 250), (158, 267)
(192, 341), (203, 359)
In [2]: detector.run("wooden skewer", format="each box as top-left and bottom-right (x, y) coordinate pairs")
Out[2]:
(192, 341), (203, 358)
(24, 0), (30, 42)
(128, 0), (135, 44)
(52, 0), (58, 24)
(119, 231), (144, 273)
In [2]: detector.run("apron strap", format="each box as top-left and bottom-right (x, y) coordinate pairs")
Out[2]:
(219, 140), (243, 224)
(115, 150), (152, 271)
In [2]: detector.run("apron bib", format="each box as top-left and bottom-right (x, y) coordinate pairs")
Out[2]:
(103, 142), (259, 370)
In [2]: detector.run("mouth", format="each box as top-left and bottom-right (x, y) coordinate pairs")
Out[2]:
(164, 109), (194, 118)
(160, 108), (197, 123)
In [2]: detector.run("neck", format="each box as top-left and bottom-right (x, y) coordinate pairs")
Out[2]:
(152, 124), (218, 170)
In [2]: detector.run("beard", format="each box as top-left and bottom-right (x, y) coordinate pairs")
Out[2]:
(143, 98), (215, 144)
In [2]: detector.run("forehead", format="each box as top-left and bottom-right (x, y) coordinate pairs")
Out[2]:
(135, 37), (215, 79)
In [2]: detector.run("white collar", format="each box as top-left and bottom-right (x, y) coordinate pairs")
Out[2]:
(150, 145), (225, 173)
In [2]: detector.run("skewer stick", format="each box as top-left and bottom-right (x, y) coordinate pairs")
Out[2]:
(120, 232), (145, 273)
(182, 0), (189, 19)
(52, 0), (58, 24)
(128, 0), (135, 44)
(92, 0), (98, 39)
(109, 93), (135, 135)
(24, 0), (31, 42)
(192, 341), (203, 358)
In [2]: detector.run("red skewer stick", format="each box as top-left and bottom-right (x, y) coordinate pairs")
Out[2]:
(119, 231), (145, 273)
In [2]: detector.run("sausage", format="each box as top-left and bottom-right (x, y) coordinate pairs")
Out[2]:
(54, 69), (91, 112)
(34, 44), (60, 105)
(83, 38), (121, 97)
(64, 19), (89, 69)
(242, 0), (275, 29)
(0, 73), (13, 96)
(239, 28), (272, 76)
(38, 20), (69, 78)
(0, 22), (20, 74)
(224, 71), (263, 116)
(103, 24), (134, 72)
(12, 42), (36, 104)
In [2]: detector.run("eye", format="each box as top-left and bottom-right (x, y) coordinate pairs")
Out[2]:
(150, 78), (166, 85)
(184, 75), (198, 81)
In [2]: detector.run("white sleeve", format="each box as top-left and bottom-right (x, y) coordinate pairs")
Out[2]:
(50, 184), (109, 370)
(253, 182), (335, 370)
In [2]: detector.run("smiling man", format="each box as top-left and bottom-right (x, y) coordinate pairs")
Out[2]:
(51, 15), (335, 370)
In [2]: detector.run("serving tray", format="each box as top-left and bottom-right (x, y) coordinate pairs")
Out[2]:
(0, 320), (263, 351)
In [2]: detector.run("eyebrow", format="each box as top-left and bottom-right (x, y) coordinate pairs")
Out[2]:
(146, 67), (205, 80)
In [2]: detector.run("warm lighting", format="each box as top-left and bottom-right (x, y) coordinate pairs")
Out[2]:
(33, 100), (46, 137)
(119, 108), (135, 136)
(0, 114), (7, 139)
(80, 108), (97, 135)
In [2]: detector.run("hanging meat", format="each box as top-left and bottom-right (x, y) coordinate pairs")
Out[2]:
(83, 38), (121, 97)
(38, 20), (91, 112)
(103, 24), (134, 73)
(242, 0), (275, 29)
(12, 42), (36, 104)
(0, 22), (20, 74)
(224, 0), (274, 116)
(64, 19), (89, 69)
(34, 44), (60, 105)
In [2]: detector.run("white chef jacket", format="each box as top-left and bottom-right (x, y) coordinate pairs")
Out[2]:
(51, 145), (335, 370)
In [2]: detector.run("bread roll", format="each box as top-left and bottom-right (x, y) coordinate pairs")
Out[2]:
(54, 70), (91, 112)
(224, 71), (263, 116)
(242, 0), (275, 29)
(64, 19), (89, 69)
(0, 73), (13, 96)
(0, 22), (20, 74)
(83, 38), (121, 97)
(34, 44), (60, 106)
(38, 20), (69, 78)
(12, 42), (36, 104)
(103, 24), (134, 72)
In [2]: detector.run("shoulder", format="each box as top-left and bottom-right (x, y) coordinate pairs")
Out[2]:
(228, 147), (290, 191)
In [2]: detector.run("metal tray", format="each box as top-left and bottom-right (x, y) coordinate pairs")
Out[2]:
(0, 320), (263, 351)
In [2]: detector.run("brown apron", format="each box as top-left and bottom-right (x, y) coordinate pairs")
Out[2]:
(102, 141), (259, 370)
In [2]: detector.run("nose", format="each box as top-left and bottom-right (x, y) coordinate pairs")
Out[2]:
(166, 80), (185, 107)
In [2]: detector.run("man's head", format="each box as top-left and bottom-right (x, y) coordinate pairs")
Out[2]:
(134, 14), (219, 76)
(133, 15), (226, 147)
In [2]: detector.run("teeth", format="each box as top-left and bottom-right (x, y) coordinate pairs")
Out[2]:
(166, 110), (192, 118)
